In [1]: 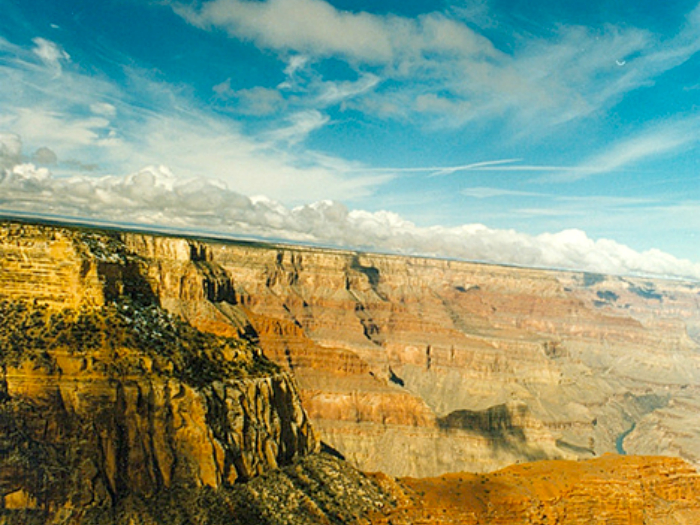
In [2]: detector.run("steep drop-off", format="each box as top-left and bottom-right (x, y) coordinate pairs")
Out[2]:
(2, 220), (700, 524)
(0, 222), (392, 523)
(118, 227), (700, 476)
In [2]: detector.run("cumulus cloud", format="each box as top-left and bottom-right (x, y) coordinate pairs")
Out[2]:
(1, 155), (698, 280)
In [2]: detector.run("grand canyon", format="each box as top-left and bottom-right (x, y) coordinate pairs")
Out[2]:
(1, 219), (700, 524)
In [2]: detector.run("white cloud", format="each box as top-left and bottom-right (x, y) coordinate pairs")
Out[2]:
(90, 103), (117, 118)
(1, 156), (699, 280)
(5, 108), (114, 151)
(234, 86), (286, 115)
(213, 81), (285, 115)
(284, 55), (309, 76)
(213, 78), (235, 98)
(174, 0), (700, 134)
(174, 0), (499, 75)
(175, 0), (396, 63)
(0, 35), (390, 203)
(266, 110), (330, 145)
(316, 74), (380, 105)
(31, 37), (70, 72)
(462, 186), (544, 199)
(549, 116), (700, 181)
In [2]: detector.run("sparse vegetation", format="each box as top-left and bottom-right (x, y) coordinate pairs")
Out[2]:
(0, 298), (278, 387)
(596, 290), (619, 302)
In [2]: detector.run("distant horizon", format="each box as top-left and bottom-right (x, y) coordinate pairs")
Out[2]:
(1, 0), (700, 279)
(3, 209), (699, 283)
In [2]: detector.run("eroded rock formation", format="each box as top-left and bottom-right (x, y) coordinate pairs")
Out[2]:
(0, 223), (317, 522)
(1, 220), (700, 524)
(2, 221), (700, 481)
(119, 227), (700, 477)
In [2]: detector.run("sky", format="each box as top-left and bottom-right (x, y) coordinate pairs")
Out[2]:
(1, 0), (700, 279)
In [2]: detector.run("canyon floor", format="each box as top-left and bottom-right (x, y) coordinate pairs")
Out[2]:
(1, 219), (700, 524)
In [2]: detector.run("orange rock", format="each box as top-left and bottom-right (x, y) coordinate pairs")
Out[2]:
(378, 455), (700, 524)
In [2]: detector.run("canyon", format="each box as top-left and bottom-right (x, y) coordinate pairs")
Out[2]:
(1, 219), (700, 523)
(120, 223), (700, 477)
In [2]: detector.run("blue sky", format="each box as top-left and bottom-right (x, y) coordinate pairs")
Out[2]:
(1, 0), (700, 278)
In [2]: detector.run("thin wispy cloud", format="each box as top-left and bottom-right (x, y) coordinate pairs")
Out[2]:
(350, 159), (593, 177)
(31, 37), (70, 74)
(266, 110), (330, 145)
(462, 187), (545, 199)
(546, 116), (700, 182)
(173, 0), (700, 135)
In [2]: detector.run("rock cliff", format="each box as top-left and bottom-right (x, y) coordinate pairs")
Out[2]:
(0, 223), (320, 522)
(115, 226), (700, 477)
(1, 220), (700, 524)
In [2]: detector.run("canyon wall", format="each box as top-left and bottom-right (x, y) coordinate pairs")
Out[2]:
(117, 227), (700, 477)
(0, 223), (319, 521)
(2, 221), (700, 481)
(2, 220), (700, 524)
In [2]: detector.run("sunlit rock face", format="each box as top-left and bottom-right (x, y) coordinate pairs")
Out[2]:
(119, 227), (700, 477)
(389, 455), (700, 525)
(3, 221), (700, 480)
(0, 223), (319, 522)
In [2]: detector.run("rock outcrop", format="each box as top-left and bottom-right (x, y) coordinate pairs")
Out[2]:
(0, 223), (318, 522)
(386, 455), (700, 524)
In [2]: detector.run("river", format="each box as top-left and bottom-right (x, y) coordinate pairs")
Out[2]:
(615, 422), (637, 455)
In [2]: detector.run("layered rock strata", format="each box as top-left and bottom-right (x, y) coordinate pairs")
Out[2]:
(0, 223), (319, 522)
(2, 221), (700, 480)
(117, 228), (700, 477)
